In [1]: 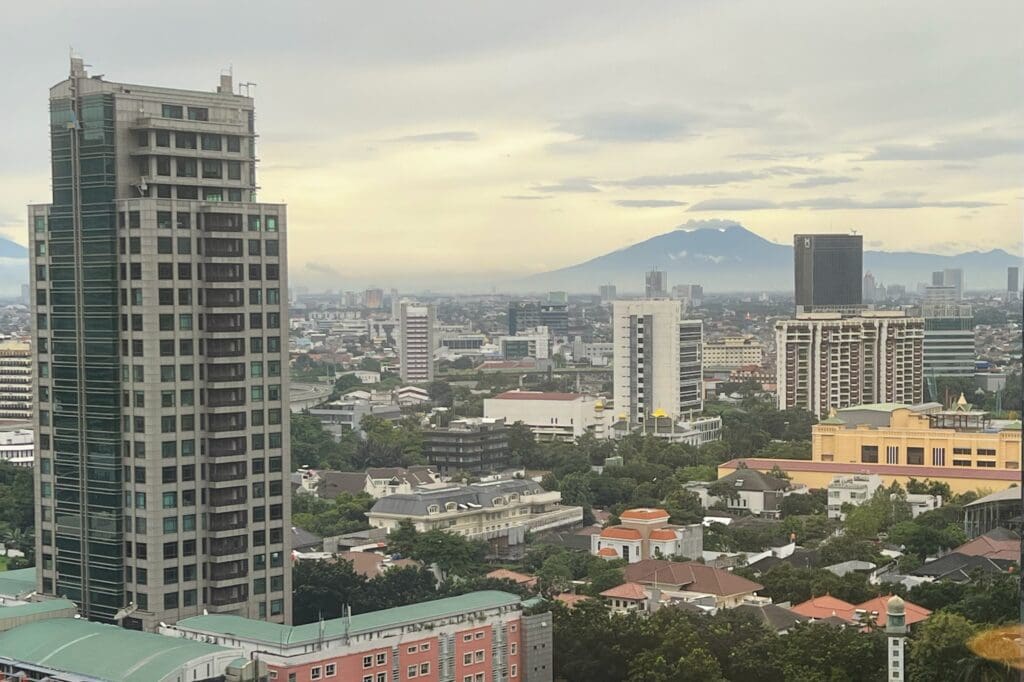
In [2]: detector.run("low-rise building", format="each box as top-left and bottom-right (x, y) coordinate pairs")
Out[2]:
(163, 591), (553, 682)
(690, 468), (797, 518)
(827, 474), (883, 520)
(790, 594), (931, 629)
(590, 508), (702, 562)
(0, 429), (33, 468)
(0, 340), (31, 421)
(423, 417), (511, 475)
(622, 559), (763, 609)
(0, 617), (247, 682)
(308, 398), (403, 438)
(722, 399), (1022, 495)
(299, 466), (441, 500)
(367, 479), (583, 558)
(963, 488), (1023, 538)
(483, 390), (613, 441)
(610, 414), (722, 446)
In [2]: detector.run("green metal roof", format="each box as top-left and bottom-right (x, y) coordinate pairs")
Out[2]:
(0, 598), (77, 622)
(0, 567), (37, 597)
(0, 618), (230, 681)
(178, 590), (521, 646)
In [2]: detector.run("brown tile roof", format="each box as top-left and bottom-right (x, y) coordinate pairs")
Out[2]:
(317, 471), (368, 499)
(554, 593), (592, 608)
(954, 532), (1021, 562)
(854, 596), (931, 627)
(621, 508), (670, 521)
(649, 529), (678, 541)
(598, 547), (619, 557)
(600, 582), (648, 600)
(623, 560), (763, 596)
(600, 527), (643, 541)
(790, 595), (856, 621)
(336, 551), (419, 578)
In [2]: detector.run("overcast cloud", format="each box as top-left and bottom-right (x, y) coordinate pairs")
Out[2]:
(0, 1), (1020, 288)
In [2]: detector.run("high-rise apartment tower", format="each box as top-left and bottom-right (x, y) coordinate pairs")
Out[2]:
(613, 300), (702, 424)
(399, 302), (435, 383)
(29, 58), (291, 629)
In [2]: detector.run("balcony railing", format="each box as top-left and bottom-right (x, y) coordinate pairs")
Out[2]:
(209, 584), (249, 605)
(207, 387), (246, 407)
(209, 462), (247, 483)
(209, 487), (247, 508)
(204, 238), (243, 258)
(209, 510), (248, 532)
(206, 362), (245, 382)
(210, 535), (248, 557)
(205, 263), (243, 282)
(210, 559), (249, 580)
(205, 314), (244, 333)
(205, 288), (244, 307)
(208, 436), (247, 457)
(208, 411), (246, 433)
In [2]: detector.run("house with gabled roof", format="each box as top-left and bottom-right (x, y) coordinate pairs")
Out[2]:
(590, 508), (702, 563)
(622, 559), (763, 608)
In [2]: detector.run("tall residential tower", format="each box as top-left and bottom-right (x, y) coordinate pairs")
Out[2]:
(399, 302), (435, 383)
(613, 299), (702, 425)
(29, 58), (291, 629)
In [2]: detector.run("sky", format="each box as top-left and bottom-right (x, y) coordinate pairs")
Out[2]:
(1, 1), (1021, 290)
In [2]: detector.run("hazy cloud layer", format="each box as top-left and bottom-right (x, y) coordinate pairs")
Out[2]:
(0, 1), (1019, 287)
(689, 196), (1003, 211)
(613, 199), (688, 208)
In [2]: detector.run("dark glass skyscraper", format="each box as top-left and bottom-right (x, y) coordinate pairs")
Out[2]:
(793, 234), (863, 312)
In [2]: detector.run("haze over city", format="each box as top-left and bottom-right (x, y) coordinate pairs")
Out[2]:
(1, 1), (1022, 291)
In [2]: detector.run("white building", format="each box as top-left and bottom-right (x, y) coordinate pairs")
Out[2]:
(921, 303), (975, 382)
(483, 390), (613, 441)
(703, 336), (765, 369)
(498, 327), (551, 360)
(775, 312), (924, 418)
(590, 508), (703, 563)
(613, 300), (703, 425)
(827, 474), (883, 519)
(399, 302), (435, 383)
(0, 429), (33, 467)
(0, 340), (31, 421)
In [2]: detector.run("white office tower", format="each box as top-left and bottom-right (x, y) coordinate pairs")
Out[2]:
(613, 300), (703, 425)
(775, 312), (924, 418)
(399, 302), (435, 383)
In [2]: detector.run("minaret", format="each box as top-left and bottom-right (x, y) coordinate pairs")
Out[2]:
(886, 595), (908, 680)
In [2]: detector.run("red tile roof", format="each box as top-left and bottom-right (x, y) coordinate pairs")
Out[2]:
(720, 458), (1020, 482)
(600, 582), (649, 600)
(598, 547), (620, 557)
(555, 593), (592, 608)
(493, 391), (583, 401)
(854, 596), (931, 627)
(623, 560), (763, 596)
(620, 508), (670, 521)
(600, 527), (643, 541)
(790, 594), (857, 621)
(954, 534), (1021, 562)
(649, 529), (677, 541)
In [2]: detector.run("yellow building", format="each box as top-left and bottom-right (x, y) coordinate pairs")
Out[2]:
(720, 398), (1021, 495)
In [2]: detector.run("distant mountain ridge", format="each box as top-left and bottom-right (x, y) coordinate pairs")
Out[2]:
(512, 220), (1021, 293)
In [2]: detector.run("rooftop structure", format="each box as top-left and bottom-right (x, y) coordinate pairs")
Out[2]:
(0, 340), (31, 421)
(367, 479), (582, 559)
(622, 559), (763, 608)
(963, 488), (1023, 538)
(484, 390), (612, 441)
(423, 417), (511, 475)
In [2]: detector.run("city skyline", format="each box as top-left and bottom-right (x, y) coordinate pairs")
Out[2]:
(1, 1), (1022, 292)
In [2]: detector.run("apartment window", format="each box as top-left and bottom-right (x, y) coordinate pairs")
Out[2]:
(227, 161), (242, 180)
(250, 337), (264, 353)
(474, 650), (484, 663)
(420, 643), (429, 651)
(248, 215), (261, 231)
(953, 447), (972, 455)
(408, 646), (417, 654)
(201, 134), (222, 151)
(202, 159), (222, 179)
(362, 656), (372, 669)
(511, 664), (518, 678)
(162, 104), (183, 119)
(177, 212), (191, 229)
(248, 239), (262, 256)
(376, 653), (387, 666)
(906, 447), (924, 466)
(420, 664), (429, 675)
(163, 541), (178, 560)
(886, 446), (899, 465)
(510, 643), (517, 655)
(176, 132), (197, 149)
(475, 632), (485, 640)
(178, 288), (192, 305)
(266, 240), (279, 256)
(860, 445), (878, 464)
(177, 237), (192, 255)
(310, 667), (322, 680)
(187, 106), (208, 121)
(953, 460), (972, 467)
(463, 653), (472, 665)
(977, 448), (997, 456)
(156, 156), (171, 176)
(408, 666), (417, 678)
(176, 158), (197, 177)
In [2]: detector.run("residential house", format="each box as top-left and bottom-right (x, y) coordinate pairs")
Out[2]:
(622, 559), (763, 609)
(599, 583), (650, 614)
(690, 468), (798, 518)
(298, 466), (441, 500)
(734, 603), (807, 634)
(790, 594), (931, 628)
(590, 508), (703, 563)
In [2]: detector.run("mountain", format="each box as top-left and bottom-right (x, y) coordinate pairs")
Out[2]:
(0, 238), (27, 259)
(512, 220), (1022, 293)
(0, 238), (28, 298)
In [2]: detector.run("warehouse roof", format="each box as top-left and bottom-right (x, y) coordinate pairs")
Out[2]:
(0, 618), (230, 682)
(0, 567), (37, 597)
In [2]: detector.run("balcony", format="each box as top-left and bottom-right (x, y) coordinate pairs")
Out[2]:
(209, 558), (249, 581)
(205, 263), (243, 282)
(209, 584), (249, 606)
(209, 510), (248, 532)
(207, 387), (246, 407)
(204, 238), (243, 258)
(206, 313), (244, 333)
(208, 436), (247, 458)
(208, 411), (246, 433)
(206, 363), (245, 382)
(205, 288), (244, 308)
(209, 486), (247, 508)
(210, 535), (248, 557)
(202, 213), (244, 232)
(206, 338), (245, 358)
(210, 460), (248, 483)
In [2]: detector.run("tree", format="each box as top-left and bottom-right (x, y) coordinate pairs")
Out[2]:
(558, 472), (593, 508)
(908, 612), (979, 682)
(386, 520), (420, 558)
(426, 380), (453, 406)
(386, 522), (487, 580)
(507, 421), (538, 466)
(358, 357), (382, 372)
(664, 487), (703, 526)
(780, 489), (826, 517)
(292, 492), (374, 537)
(333, 373), (364, 396)
(537, 554), (574, 594)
